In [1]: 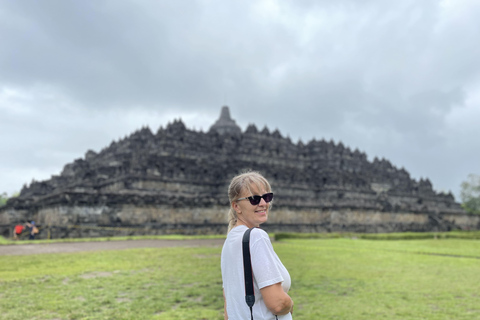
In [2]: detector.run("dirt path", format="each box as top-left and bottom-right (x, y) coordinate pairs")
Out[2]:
(0, 238), (226, 256)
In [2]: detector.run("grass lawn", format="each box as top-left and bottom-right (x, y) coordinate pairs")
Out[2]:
(1, 237), (479, 319)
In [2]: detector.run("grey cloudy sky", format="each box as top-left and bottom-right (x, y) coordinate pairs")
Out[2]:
(1, 0), (479, 200)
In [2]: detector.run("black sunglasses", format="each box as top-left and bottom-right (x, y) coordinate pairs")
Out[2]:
(237, 192), (274, 206)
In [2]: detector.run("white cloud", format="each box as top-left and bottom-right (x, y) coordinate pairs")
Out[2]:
(1, 0), (480, 202)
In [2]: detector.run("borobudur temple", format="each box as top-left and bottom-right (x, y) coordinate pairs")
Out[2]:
(1, 106), (478, 239)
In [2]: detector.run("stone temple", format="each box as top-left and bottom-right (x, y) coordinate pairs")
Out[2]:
(1, 106), (478, 239)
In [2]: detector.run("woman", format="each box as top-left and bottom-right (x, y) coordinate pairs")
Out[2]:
(13, 223), (25, 240)
(221, 171), (294, 320)
(26, 221), (37, 240)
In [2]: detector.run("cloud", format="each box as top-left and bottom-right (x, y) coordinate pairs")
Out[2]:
(1, 0), (480, 200)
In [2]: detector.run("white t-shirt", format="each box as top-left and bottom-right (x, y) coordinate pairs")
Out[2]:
(221, 225), (292, 320)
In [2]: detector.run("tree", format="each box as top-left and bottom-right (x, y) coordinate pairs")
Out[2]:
(460, 174), (480, 214)
(0, 192), (7, 206)
(0, 192), (19, 207)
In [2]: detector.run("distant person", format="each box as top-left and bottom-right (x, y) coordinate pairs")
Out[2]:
(221, 171), (294, 319)
(13, 224), (25, 240)
(25, 221), (38, 240)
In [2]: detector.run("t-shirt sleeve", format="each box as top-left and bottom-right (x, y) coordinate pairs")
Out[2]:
(250, 229), (284, 289)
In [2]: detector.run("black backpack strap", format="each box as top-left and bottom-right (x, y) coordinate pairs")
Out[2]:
(242, 227), (255, 320)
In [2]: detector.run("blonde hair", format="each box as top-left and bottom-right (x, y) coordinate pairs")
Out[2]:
(227, 171), (272, 233)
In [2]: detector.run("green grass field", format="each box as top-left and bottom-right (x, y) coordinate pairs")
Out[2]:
(1, 237), (479, 319)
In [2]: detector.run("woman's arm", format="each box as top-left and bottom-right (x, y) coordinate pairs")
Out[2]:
(260, 283), (294, 315)
(223, 289), (228, 320)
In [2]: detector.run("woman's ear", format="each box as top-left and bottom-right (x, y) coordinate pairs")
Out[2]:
(232, 201), (242, 214)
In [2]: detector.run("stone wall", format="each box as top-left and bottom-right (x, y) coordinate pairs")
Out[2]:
(2, 204), (479, 239)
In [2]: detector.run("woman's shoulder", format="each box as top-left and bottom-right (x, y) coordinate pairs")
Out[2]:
(250, 227), (270, 242)
(228, 226), (270, 243)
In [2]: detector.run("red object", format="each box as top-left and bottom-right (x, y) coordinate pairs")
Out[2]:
(14, 225), (24, 234)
